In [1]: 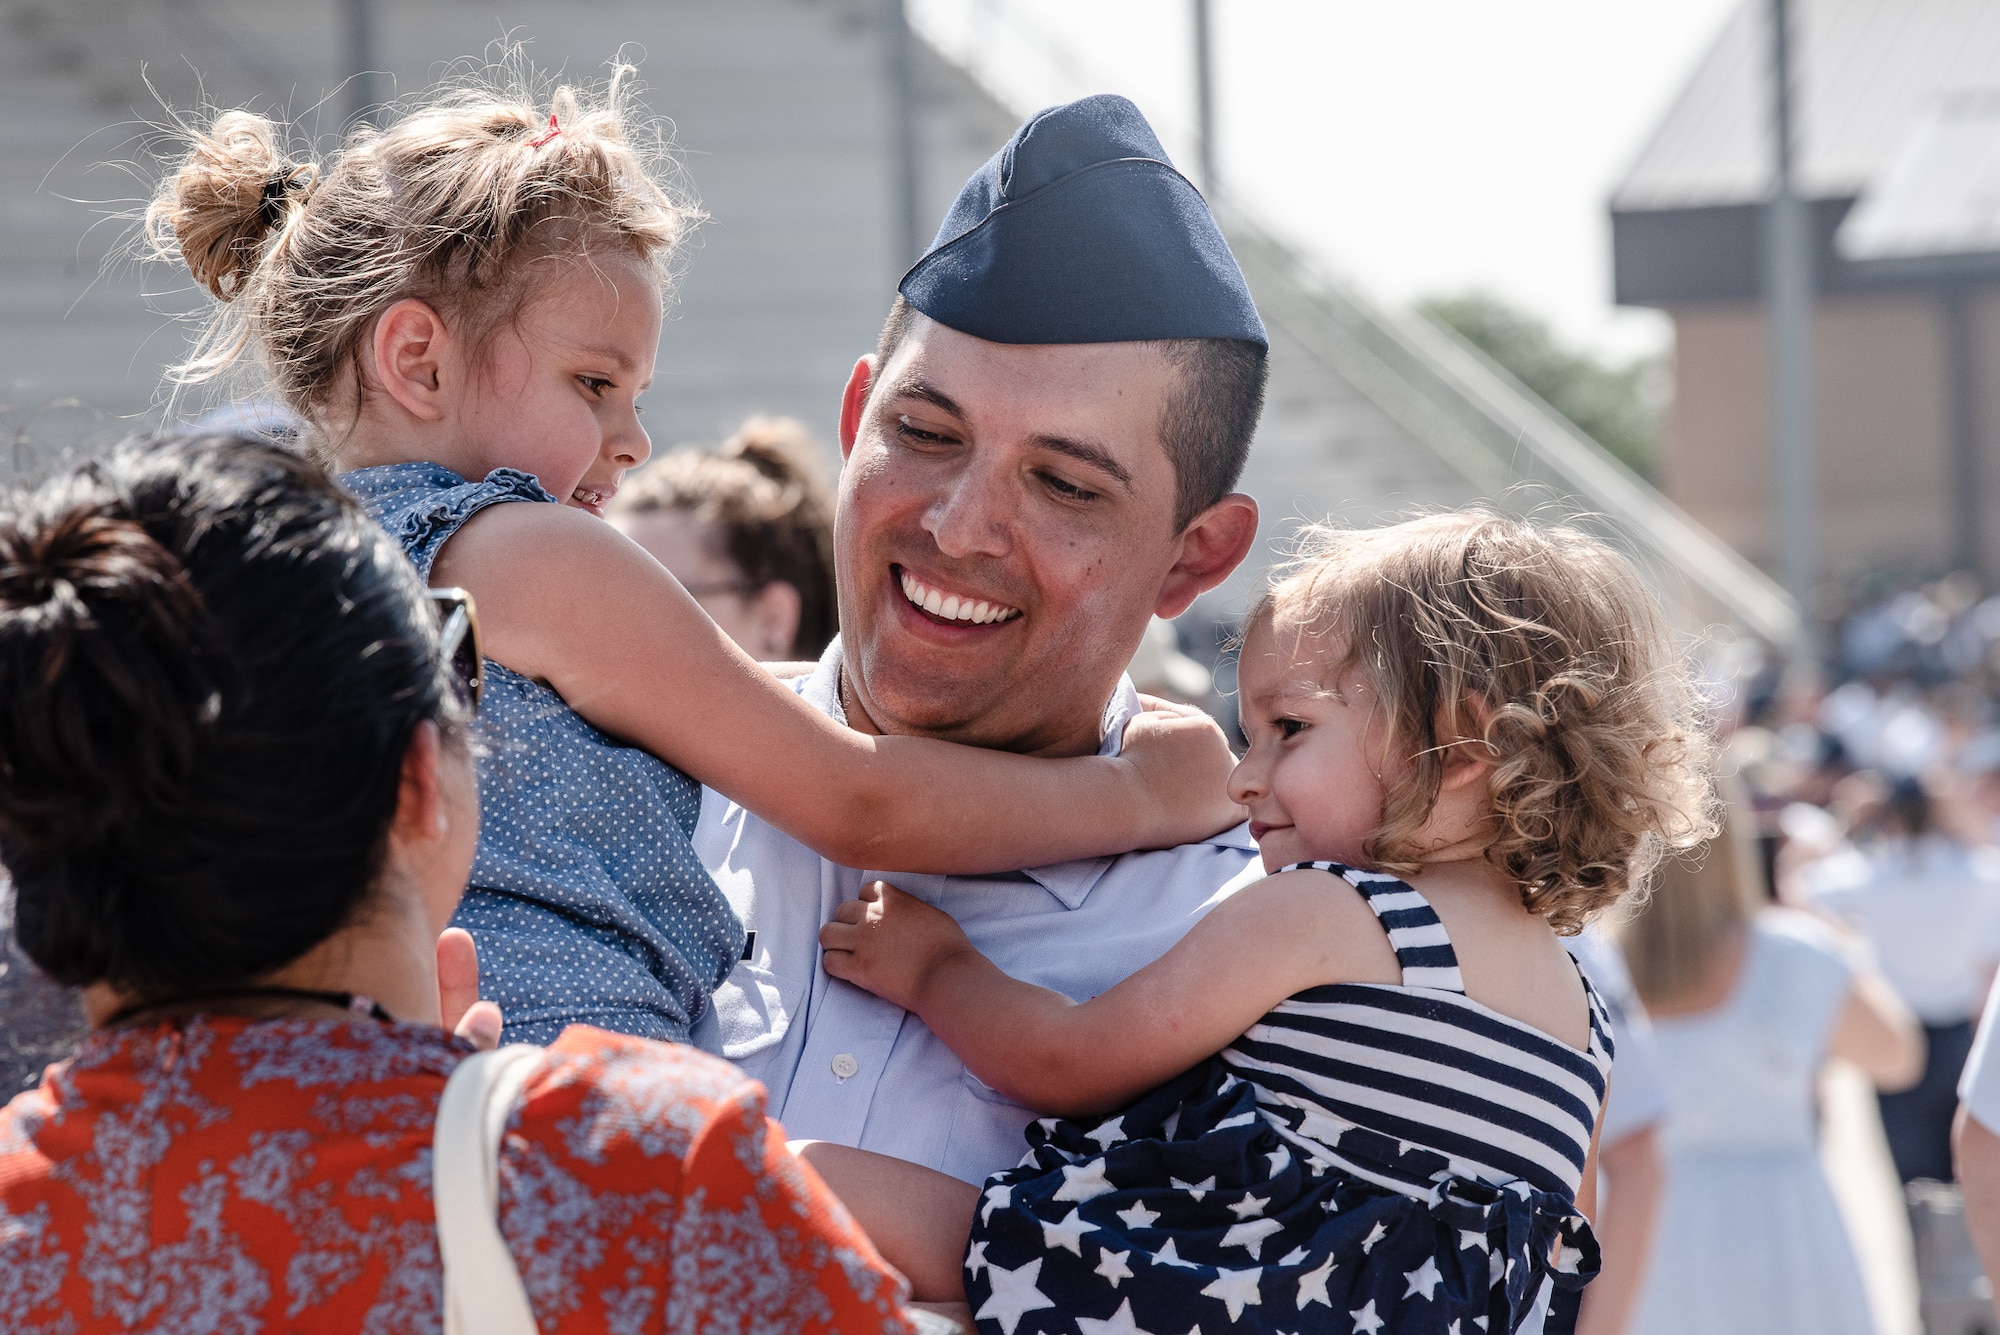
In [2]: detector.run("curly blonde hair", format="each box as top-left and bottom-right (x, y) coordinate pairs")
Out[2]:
(145, 60), (696, 450)
(1253, 511), (1717, 932)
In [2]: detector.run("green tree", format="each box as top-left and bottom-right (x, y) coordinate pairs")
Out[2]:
(1417, 291), (1665, 479)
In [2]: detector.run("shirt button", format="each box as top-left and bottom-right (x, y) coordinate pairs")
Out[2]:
(831, 1052), (861, 1080)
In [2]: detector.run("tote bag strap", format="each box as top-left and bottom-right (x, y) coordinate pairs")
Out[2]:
(433, 1043), (546, 1335)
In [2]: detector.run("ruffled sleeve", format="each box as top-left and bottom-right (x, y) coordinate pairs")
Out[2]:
(345, 464), (556, 581)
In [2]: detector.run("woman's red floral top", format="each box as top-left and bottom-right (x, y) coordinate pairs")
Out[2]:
(0, 1016), (919, 1333)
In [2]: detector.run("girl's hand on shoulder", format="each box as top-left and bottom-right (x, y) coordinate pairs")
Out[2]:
(1121, 697), (1245, 847)
(820, 881), (975, 1013)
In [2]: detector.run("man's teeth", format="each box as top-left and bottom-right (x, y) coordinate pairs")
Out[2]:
(573, 487), (605, 506)
(899, 571), (1020, 625)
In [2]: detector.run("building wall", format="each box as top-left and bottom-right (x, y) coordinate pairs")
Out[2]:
(1660, 288), (1988, 582)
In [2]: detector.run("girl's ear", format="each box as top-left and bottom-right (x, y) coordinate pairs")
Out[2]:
(369, 298), (452, 422)
(1437, 696), (1496, 793)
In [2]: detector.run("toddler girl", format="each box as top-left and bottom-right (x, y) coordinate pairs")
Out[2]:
(146, 68), (1235, 1044)
(817, 512), (1716, 1333)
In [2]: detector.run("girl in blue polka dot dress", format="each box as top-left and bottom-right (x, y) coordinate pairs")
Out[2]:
(816, 514), (1717, 1334)
(147, 70), (1238, 1045)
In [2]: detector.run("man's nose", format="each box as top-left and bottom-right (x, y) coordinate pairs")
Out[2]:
(920, 467), (1012, 560)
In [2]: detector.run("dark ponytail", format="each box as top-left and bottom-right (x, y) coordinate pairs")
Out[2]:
(0, 434), (459, 998)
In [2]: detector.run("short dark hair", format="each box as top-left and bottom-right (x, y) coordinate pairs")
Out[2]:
(0, 434), (461, 999)
(873, 297), (1267, 530)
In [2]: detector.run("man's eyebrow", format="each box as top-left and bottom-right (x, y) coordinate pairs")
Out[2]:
(881, 377), (967, 420)
(1029, 434), (1134, 494)
(881, 378), (1135, 494)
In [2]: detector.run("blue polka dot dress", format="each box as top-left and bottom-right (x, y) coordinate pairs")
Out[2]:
(344, 463), (744, 1045)
(966, 863), (1611, 1334)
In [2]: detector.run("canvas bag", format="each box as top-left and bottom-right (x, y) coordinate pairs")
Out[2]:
(432, 1043), (544, 1335)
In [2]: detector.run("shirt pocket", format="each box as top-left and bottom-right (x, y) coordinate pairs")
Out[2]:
(709, 961), (801, 1062)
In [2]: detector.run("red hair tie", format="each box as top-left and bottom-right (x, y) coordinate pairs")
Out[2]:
(527, 114), (562, 149)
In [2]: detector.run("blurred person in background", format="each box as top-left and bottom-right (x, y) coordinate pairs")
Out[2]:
(1807, 776), (2000, 1185)
(1566, 927), (1669, 1335)
(1953, 965), (2000, 1290)
(0, 435), (926, 1332)
(608, 415), (838, 660)
(1621, 795), (1922, 1335)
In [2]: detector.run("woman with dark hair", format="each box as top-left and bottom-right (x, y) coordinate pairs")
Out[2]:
(608, 416), (838, 660)
(0, 435), (923, 1332)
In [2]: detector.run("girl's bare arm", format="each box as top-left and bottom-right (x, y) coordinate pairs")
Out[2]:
(819, 869), (1380, 1116)
(431, 502), (1240, 874)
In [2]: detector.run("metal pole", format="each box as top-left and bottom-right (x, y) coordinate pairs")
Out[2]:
(1193, 0), (1217, 198)
(341, 0), (383, 131)
(1944, 284), (1983, 574)
(1765, 0), (1819, 664)
(885, 0), (923, 270)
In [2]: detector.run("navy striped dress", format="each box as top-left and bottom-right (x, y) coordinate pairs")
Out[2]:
(965, 863), (1612, 1335)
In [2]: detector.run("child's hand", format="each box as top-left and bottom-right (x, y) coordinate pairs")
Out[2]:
(820, 881), (976, 1013)
(1122, 696), (1246, 846)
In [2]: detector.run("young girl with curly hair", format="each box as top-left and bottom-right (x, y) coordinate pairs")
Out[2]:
(142, 67), (1236, 1046)
(815, 512), (1717, 1334)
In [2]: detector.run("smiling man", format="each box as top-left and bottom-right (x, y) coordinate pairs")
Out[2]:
(690, 94), (1271, 1184)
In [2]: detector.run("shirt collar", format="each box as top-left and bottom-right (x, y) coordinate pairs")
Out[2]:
(808, 636), (1256, 909)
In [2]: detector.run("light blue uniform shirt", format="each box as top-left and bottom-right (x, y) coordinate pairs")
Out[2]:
(691, 638), (1264, 1184)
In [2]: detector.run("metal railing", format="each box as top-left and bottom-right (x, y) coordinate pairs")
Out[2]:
(908, 0), (1803, 650)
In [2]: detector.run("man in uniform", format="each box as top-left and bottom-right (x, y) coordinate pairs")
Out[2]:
(692, 93), (1269, 1185)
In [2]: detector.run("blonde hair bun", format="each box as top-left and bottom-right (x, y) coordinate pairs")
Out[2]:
(145, 60), (695, 446)
(149, 110), (312, 301)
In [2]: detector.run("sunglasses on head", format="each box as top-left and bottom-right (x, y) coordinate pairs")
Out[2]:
(427, 587), (483, 711)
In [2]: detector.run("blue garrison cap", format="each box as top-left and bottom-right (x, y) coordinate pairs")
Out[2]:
(899, 94), (1267, 349)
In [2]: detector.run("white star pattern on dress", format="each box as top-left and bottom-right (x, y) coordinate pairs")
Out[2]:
(966, 1240), (990, 1278)
(1085, 1117), (1128, 1150)
(1227, 1193), (1269, 1219)
(1152, 1238), (1202, 1269)
(1115, 1200), (1161, 1230)
(1200, 1266), (1264, 1320)
(982, 1183), (1012, 1224)
(1297, 1255), (1336, 1309)
(1172, 1176), (1216, 1201)
(1360, 1221), (1388, 1254)
(1350, 1298), (1386, 1334)
(1277, 1246), (1308, 1266)
(1221, 1217), (1284, 1259)
(1076, 1298), (1154, 1335)
(1054, 1159), (1118, 1203)
(1458, 1229), (1486, 1252)
(1215, 1111), (1258, 1129)
(1041, 1207), (1099, 1256)
(974, 1258), (1056, 1335)
(1266, 1145), (1292, 1174)
(1095, 1248), (1133, 1287)
(1403, 1257), (1443, 1300)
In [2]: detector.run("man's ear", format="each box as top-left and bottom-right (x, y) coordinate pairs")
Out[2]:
(838, 355), (877, 461)
(368, 298), (453, 423)
(1154, 493), (1260, 620)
